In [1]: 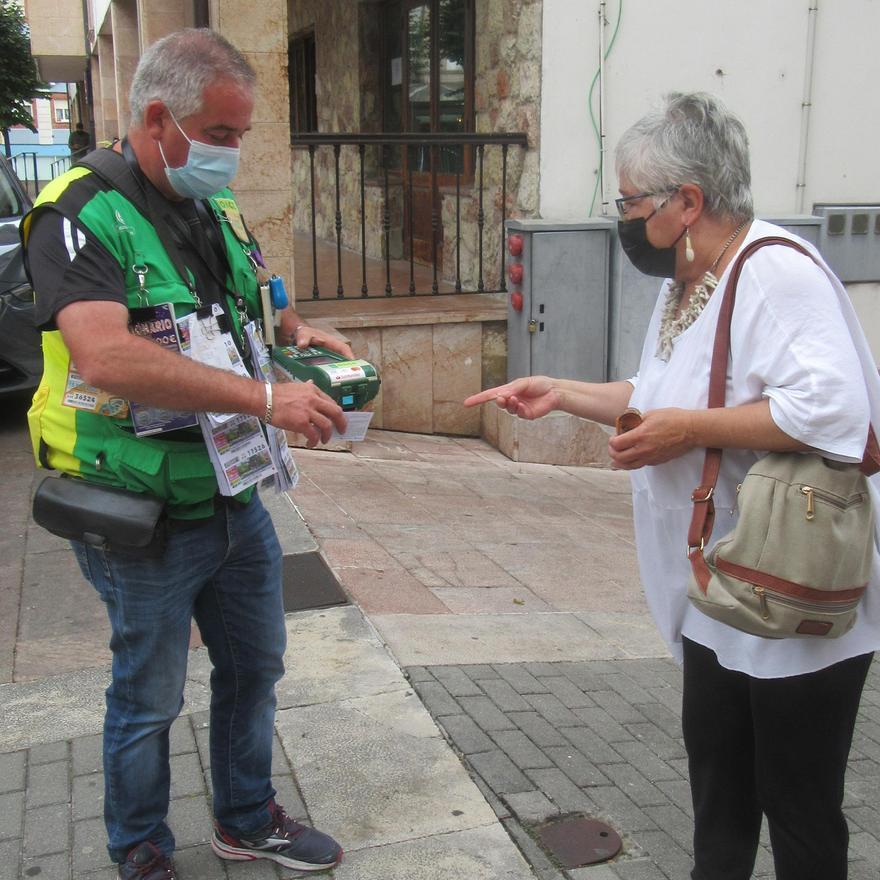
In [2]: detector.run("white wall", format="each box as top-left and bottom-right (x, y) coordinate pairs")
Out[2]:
(539, 0), (880, 361)
(539, 0), (600, 220)
(540, 0), (880, 219)
(35, 100), (54, 145)
(90, 0), (113, 39)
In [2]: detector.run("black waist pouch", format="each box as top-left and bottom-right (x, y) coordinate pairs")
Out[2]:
(32, 475), (167, 558)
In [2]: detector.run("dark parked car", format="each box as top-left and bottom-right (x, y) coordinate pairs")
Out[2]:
(0, 155), (41, 397)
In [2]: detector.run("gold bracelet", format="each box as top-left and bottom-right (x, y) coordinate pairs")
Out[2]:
(263, 381), (273, 425)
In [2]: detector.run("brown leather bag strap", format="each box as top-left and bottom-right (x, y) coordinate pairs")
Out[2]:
(687, 236), (812, 589)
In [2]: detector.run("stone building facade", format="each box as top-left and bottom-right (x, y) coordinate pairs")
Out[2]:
(27, 0), (586, 454)
(289, 0), (541, 294)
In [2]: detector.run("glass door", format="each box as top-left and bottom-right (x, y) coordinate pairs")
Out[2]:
(383, 0), (473, 265)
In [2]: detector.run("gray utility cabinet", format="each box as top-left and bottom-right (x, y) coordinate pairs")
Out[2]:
(505, 219), (613, 384)
(813, 204), (880, 283)
(607, 214), (823, 381)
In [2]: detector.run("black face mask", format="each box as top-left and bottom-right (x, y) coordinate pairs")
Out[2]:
(617, 213), (684, 278)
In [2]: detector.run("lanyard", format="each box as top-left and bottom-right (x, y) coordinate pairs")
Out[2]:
(119, 139), (250, 357)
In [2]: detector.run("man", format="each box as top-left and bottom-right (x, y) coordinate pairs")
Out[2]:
(23, 29), (348, 880)
(68, 121), (90, 159)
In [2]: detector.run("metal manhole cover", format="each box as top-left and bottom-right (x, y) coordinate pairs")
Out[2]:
(534, 815), (622, 868)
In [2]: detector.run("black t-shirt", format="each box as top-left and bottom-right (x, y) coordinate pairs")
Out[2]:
(26, 197), (229, 331)
(27, 210), (126, 330)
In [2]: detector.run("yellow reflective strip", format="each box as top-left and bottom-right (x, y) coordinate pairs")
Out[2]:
(32, 331), (82, 474)
(23, 167), (93, 242)
(33, 166), (92, 206)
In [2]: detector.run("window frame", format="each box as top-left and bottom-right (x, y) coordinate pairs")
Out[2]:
(289, 28), (318, 139)
(380, 0), (475, 180)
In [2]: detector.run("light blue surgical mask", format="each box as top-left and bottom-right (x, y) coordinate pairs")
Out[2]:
(158, 111), (240, 199)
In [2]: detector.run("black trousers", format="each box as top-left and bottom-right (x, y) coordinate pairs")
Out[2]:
(681, 637), (872, 880)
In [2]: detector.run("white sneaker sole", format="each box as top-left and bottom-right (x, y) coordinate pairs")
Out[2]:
(211, 833), (341, 872)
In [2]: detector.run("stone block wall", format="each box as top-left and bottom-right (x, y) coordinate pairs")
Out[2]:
(298, 296), (507, 437)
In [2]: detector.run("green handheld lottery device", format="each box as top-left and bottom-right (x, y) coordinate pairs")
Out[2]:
(271, 346), (381, 411)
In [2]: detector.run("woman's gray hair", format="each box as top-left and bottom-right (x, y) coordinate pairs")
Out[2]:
(615, 92), (754, 222)
(129, 28), (256, 124)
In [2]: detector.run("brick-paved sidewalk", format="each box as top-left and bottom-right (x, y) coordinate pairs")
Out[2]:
(0, 711), (312, 880)
(408, 656), (880, 880)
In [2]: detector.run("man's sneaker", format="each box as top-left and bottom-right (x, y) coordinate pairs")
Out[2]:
(117, 842), (176, 880)
(211, 800), (342, 872)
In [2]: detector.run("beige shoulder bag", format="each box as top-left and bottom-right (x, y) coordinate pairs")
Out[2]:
(686, 237), (877, 638)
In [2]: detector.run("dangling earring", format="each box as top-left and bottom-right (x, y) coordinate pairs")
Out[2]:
(684, 227), (695, 263)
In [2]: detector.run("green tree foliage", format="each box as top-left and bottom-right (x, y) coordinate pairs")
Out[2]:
(0, 0), (45, 153)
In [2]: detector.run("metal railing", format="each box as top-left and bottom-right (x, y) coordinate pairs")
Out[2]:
(50, 155), (72, 179)
(11, 152), (40, 197)
(291, 132), (528, 299)
(10, 151), (73, 197)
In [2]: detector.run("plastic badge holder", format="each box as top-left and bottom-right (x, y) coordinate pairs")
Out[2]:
(271, 345), (380, 411)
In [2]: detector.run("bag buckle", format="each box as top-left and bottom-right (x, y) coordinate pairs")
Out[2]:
(691, 486), (714, 503)
(687, 539), (705, 558)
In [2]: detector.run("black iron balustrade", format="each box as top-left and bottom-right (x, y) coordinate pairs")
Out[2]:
(50, 156), (71, 179)
(291, 132), (528, 300)
(11, 152), (40, 197)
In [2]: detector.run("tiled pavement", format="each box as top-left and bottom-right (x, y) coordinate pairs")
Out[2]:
(0, 713), (310, 880)
(5, 658), (879, 880)
(407, 659), (880, 880)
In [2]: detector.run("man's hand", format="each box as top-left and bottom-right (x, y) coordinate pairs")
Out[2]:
(285, 323), (355, 360)
(56, 300), (347, 447)
(278, 306), (354, 359)
(608, 407), (696, 469)
(464, 376), (560, 420)
(271, 380), (347, 447)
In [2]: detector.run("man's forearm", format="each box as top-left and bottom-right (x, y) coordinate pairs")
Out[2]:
(76, 331), (266, 416)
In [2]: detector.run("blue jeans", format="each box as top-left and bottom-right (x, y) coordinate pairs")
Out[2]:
(72, 494), (286, 863)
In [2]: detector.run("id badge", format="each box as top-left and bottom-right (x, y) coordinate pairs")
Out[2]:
(177, 305), (251, 427)
(62, 363), (129, 418)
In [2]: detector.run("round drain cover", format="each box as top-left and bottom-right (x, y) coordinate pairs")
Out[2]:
(534, 815), (623, 868)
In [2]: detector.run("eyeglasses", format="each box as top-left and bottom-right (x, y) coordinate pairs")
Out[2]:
(615, 186), (680, 221)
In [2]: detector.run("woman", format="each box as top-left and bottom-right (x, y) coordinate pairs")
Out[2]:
(465, 92), (880, 880)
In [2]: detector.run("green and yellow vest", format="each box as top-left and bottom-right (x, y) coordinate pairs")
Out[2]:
(24, 166), (262, 519)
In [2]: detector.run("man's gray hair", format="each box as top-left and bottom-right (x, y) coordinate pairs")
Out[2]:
(129, 28), (256, 124)
(615, 92), (754, 222)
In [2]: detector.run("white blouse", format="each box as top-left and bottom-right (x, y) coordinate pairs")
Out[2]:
(627, 219), (880, 678)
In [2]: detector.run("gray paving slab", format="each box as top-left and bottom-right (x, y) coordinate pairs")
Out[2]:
(435, 713), (495, 755)
(0, 790), (24, 841)
(274, 606), (404, 708)
(0, 751), (25, 794)
(370, 611), (631, 666)
(0, 839), (22, 880)
(71, 773), (103, 822)
(20, 852), (71, 880)
(263, 490), (319, 555)
(332, 823), (535, 879)
(0, 651), (213, 751)
(275, 685), (500, 853)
